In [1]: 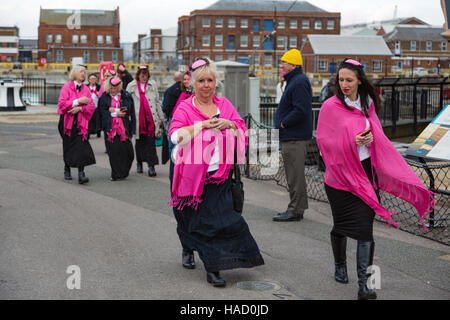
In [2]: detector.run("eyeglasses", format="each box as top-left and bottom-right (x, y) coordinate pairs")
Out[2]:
(190, 58), (209, 71)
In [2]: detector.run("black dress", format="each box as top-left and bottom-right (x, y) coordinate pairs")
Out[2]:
(87, 84), (101, 135)
(99, 91), (136, 180)
(58, 114), (96, 168)
(324, 158), (379, 242)
(173, 171), (265, 273)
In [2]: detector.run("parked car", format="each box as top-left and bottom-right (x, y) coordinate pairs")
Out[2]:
(413, 67), (428, 76)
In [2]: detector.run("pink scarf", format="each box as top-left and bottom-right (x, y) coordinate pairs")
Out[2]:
(316, 96), (435, 230)
(169, 95), (248, 210)
(107, 94), (127, 142)
(137, 80), (155, 137)
(172, 91), (192, 117)
(57, 82), (95, 141)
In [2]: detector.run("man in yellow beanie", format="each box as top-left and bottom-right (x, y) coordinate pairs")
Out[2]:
(273, 49), (312, 222)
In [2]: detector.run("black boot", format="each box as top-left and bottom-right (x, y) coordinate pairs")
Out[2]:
(148, 165), (156, 177)
(78, 168), (89, 185)
(357, 241), (377, 300)
(331, 234), (348, 284)
(64, 166), (72, 180)
(136, 162), (143, 173)
(207, 272), (226, 287)
(182, 249), (195, 269)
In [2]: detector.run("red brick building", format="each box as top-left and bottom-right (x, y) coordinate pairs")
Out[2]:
(38, 7), (123, 64)
(0, 26), (19, 62)
(177, 0), (340, 67)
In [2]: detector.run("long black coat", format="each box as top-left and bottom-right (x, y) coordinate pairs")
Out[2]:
(98, 90), (136, 138)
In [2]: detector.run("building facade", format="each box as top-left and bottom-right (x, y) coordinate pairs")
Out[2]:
(0, 26), (19, 62)
(176, 0), (340, 67)
(38, 8), (123, 64)
(135, 28), (178, 69)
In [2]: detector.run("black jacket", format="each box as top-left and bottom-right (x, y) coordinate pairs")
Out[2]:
(98, 90), (136, 138)
(274, 67), (313, 141)
(121, 70), (133, 91)
(162, 81), (181, 118)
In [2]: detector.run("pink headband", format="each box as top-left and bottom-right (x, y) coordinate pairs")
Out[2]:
(110, 77), (122, 86)
(139, 65), (148, 70)
(191, 59), (208, 71)
(345, 59), (362, 66)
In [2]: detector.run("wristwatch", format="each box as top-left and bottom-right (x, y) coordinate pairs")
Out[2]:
(228, 121), (233, 129)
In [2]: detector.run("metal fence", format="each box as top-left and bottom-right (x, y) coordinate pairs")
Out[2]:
(243, 114), (450, 246)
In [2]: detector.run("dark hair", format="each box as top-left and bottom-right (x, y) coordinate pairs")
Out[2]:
(135, 66), (150, 81)
(181, 71), (192, 93)
(335, 58), (380, 116)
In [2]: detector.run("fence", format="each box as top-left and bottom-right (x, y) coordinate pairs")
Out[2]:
(243, 114), (450, 246)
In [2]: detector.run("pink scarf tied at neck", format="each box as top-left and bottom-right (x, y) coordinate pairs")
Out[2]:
(316, 96), (435, 230)
(168, 95), (248, 211)
(137, 80), (155, 137)
(107, 94), (128, 142)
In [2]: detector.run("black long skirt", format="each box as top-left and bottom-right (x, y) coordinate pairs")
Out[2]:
(88, 108), (100, 135)
(106, 135), (135, 180)
(58, 115), (96, 168)
(173, 173), (265, 272)
(135, 134), (159, 166)
(324, 158), (378, 242)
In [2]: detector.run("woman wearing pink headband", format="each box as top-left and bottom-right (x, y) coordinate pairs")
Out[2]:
(126, 65), (166, 177)
(98, 77), (136, 181)
(317, 58), (435, 300)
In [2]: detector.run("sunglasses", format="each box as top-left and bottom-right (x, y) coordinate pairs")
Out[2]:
(190, 58), (209, 71)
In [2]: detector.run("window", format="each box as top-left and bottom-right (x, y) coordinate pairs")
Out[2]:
(56, 50), (64, 63)
(264, 19), (274, 32)
(240, 18), (248, 28)
(395, 41), (401, 52)
(83, 50), (90, 63)
(80, 34), (87, 44)
(202, 18), (210, 27)
(426, 41), (432, 51)
(106, 35), (113, 44)
(277, 36), (287, 49)
(72, 34), (79, 44)
(185, 36), (190, 47)
(253, 19), (260, 31)
(315, 20), (322, 30)
(202, 35), (210, 47)
(264, 54), (272, 66)
(215, 54), (223, 62)
(97, 35), (104, 44)
(442, 41), (447, 51)
(228, 18), (236, 28)
(228, 54), (235, 61)
(254, 55), (260, 66)
(112, 51), (118, 63)
(228, 35), (235, 49)
(289, 36), (297, 48)
(216, 18), (223, 28)
(373, 60), (382, 72)
(277, 19), (285, 29)
(240, 35), (248, 47)
(290, 19), (298, 29)
(302, 20), (310, 29)
(97, 50), (104, 62)
(190, 19), (195, 29)
(410, 41), (416, 51)
(46, 34), (53, 43)
(318, 60), (328, 72)
(327, 20), (335, 30)
(215, 35), (223, 47)
(55, 34), (62, 43)
(253, 36), (260, 47)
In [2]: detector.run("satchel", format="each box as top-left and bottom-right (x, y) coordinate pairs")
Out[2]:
(231, 145), (244, 214)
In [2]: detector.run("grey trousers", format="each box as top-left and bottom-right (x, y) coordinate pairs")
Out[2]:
(281, 140), (309, 214)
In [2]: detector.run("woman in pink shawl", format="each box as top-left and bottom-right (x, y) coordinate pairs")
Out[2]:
(57, 65), (96, 184)
(317, 59), (435, 300)
(169, 58), (264, 287)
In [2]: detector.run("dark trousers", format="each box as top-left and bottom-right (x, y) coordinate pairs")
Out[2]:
(280, 140), (309, 214)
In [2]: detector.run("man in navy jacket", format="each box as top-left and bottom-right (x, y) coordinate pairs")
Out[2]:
(273, 49), (312, 222)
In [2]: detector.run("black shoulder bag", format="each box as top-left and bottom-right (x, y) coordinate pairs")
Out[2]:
(231, 143), (244, 214)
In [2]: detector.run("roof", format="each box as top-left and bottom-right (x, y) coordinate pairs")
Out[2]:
(384, 26), (445, 41)
(40, 8), (119, 26)
(204, 0), (326, 12)
(307, 35), (392, 56)
(341, 17), (429, 36)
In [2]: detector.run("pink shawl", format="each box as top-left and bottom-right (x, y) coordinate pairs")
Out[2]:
(137, 80), (155, 137)
(316, 96), (435, 230)
(169, 95), (248, 210)
(172, 91), (192, 117)
(57, 82), (95, 140)
(107, 94), (127, 142)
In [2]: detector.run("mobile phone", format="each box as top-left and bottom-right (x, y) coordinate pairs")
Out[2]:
(361, 129), (371, 136)
(120, 107), (127, 112)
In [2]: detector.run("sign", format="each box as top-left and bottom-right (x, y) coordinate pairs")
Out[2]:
(406, 105), (450, 161)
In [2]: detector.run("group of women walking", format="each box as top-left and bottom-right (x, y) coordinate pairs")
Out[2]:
(58, 57), (435, 299)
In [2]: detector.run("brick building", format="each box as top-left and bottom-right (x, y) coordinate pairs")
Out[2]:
(0, 26), (19, 62)
(176, 0), (340, 67)
(38, 7), (123, 64)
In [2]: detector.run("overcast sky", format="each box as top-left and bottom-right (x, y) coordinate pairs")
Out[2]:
(1, 0), (445, 42)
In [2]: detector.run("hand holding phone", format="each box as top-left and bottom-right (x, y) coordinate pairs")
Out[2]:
(361, 129), (371, 136)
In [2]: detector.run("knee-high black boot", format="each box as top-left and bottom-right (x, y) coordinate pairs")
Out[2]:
(331, 233), (348, 283)
(78, 166), (89, 184)
(357, 241), (377, 300)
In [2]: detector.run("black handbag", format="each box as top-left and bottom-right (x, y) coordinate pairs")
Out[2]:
(231, 145), (244, 214)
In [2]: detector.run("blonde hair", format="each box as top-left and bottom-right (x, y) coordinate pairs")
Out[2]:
(69, 65), (86, 81)
(103, 76), (123, 94)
